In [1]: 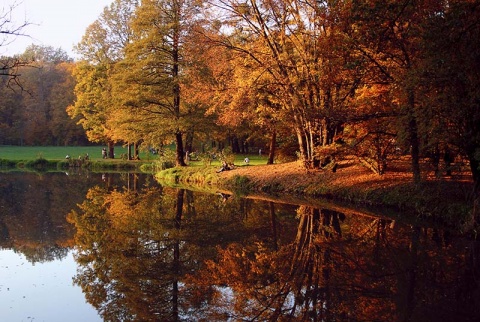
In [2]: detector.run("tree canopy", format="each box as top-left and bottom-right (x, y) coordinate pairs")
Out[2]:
(2, 0), (479, 197)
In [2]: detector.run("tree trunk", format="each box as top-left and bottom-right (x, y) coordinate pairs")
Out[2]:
(267, 129), (276, 165)
(294, 117), (309, 167)
(134, 141), (140, 160)
(185, 130), (194, 156)
(108, 140), (115, 159)
(172, 188), (184, 322)
(407, 90), (421, 183)
(269, 202), (278, 251)
(175, 131), (186, 166)
(467, 150), (480, 225)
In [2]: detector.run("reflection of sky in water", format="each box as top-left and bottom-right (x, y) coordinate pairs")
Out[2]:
(0, 249), (101, 322)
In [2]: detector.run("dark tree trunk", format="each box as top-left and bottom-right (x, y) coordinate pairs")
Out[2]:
(267, 129), (276, 165)
(134, 141), (140, 160)
(175, 131), (186, 166)
(407, 90), (421, 183)
(269, 202), (278, 251)
(185, 130), (194, 156)
(231, 136), (240, 153)
(108, 140), (115, 159)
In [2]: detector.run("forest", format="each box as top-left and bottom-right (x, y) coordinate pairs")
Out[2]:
(1, 0), (479, 191)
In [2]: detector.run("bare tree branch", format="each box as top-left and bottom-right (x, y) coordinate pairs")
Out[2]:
(1, 1), (33, 88)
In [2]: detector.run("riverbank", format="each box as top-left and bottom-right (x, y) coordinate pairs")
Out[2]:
(158, 156), (476, 231)
(0, 157), (148, 172)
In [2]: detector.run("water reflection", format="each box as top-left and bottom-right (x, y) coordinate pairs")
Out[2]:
(1, 172), (480, 321)
(68, 179), (297, 321)
(69, 179), (479, 321)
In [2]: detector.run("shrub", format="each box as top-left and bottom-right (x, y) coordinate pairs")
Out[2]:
(25, 157), (55, 171)
(0, 159), (16, 167)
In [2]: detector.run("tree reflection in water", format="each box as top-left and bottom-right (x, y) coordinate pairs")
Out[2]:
(191, 207), (480, 322)
(68, 181), (480, 322)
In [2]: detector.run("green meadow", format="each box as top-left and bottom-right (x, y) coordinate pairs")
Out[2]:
(0, 145), (152, 161)
(0, 145), (268, 166)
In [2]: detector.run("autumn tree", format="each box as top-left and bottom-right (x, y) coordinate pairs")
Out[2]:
(419, 1), (480, 219)
(0, 45), (85, 145)
(16, 45), (81, 145)
(203, 0), (362, 169)
(197, 28), (285, 162)
(69, 0), (137, 157)
(110, 0), (209, 166)
(0, 76), (23, 144)
(181, 26), (250, 157)
(343, 0), (454, 182)
(344, 84), (399, 175)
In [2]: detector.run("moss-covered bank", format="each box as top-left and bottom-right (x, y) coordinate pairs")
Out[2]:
(0, 157), (152, 172)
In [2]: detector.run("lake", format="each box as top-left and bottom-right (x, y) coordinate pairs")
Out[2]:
(0, 171), (479, 321)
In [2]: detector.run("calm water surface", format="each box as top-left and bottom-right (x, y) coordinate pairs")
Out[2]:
(0, 171), (479, 321)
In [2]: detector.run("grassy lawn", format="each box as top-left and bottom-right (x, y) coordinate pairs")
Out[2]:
(0, 145), (156, 161)
(188, 153), (269, 168)
(0, 145), (270, 165)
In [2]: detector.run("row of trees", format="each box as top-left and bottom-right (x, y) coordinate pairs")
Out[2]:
(68, 0), (480, 184)
(1, 4), (88, 145)
(1, 1), (479, 191)
(0, 45), (89, 145)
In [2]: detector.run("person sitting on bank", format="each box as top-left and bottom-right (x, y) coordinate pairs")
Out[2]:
(217, 161), (230, 173)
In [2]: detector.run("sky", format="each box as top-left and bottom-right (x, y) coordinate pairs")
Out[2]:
(1, 0), (114, 59)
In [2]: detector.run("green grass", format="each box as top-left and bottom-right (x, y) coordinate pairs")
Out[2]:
(0, 145), (270, 164)
(0, 145), (270, 173)
(0, 145), (158, 161)
(188, 154), (269, 167)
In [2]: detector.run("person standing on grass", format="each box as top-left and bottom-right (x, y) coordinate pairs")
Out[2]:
(102, 148), (107, 159)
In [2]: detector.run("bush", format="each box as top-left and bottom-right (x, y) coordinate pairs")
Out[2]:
(0, 159), (16, 167)
(25, 157), (56, 171)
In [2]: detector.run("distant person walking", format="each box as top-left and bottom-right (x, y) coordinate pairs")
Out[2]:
(102, 148), (107, 159)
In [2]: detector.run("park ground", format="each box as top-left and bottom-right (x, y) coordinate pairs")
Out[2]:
(218, 156), (472, 194)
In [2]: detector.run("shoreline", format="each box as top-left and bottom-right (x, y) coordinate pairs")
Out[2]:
(158, 158), (475, 232)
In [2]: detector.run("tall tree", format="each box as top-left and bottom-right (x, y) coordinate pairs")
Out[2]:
(420, 1), (480, 218)
(345, 0), (450, 182)
(112, 0), (204, 166)
(198, 29), (284, 162)
(69, 0), (137, 157)
(0, 76), (23, 144)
